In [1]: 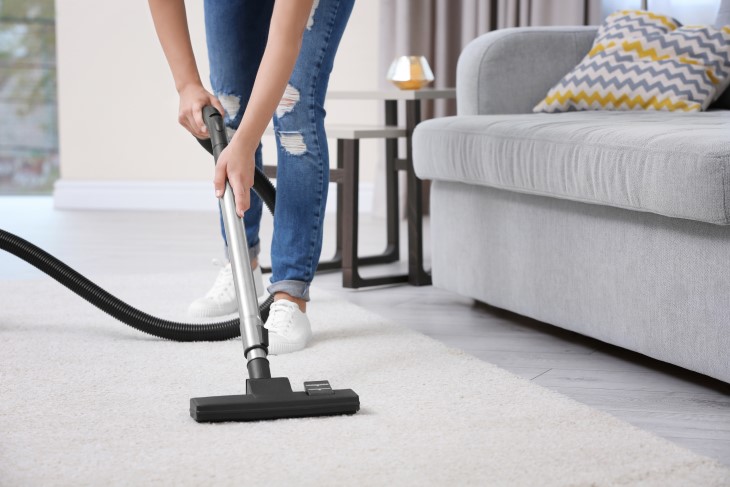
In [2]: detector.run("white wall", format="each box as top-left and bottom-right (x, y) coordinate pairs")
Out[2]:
(54, 0), (381, 210)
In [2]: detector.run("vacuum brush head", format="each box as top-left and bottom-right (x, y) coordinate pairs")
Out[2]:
(190, 377), (360, 422)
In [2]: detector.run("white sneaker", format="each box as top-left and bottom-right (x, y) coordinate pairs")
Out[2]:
(264, 300), (312, 355)
(188, 261), (265, 319)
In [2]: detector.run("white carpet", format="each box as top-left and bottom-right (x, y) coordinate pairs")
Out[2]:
(1, 272), (728, 486)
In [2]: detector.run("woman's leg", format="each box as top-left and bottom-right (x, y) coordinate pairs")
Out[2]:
(268, 0), (355, 302)
(204, 0), (274, 263)
(187, 0), (274, 319)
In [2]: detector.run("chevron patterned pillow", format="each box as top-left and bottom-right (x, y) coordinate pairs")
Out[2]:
(534, 10), (730, 113)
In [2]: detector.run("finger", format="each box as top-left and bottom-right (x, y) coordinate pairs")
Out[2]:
(242, 172), (254, 190)
(181, 110), (195, 135)
(181, 118), (200, 139)
(193, 103), (207, 135)
(213, 159), (227, 198)
(229, 174), (250, 217)
(187, 112), (207, 139)
(211, 97), (226, 120)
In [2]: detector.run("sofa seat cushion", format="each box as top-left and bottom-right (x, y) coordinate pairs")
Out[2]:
(413, 111), (730, 224)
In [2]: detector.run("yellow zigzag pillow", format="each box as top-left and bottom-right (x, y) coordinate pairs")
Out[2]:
(534, 10), (730, 113)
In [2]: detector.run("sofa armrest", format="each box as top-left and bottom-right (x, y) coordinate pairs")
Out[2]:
(457, 26), (598, 115)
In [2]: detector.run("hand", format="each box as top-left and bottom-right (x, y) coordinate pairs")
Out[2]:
(214, 137), (256, 217)
(177, 84), (225, 139)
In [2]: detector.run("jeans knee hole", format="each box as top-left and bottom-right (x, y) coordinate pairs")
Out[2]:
(276, 84), (300, 118)
(278, 131), (307, 155)
(306, 0), (320, 30)
(217, 93), (241, 122)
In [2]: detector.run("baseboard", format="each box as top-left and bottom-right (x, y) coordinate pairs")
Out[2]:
(53, 179), (374, 213)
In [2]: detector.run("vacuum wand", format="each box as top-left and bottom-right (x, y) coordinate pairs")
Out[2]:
(203, 106), (270, 379)
(190, 106), (359, 422)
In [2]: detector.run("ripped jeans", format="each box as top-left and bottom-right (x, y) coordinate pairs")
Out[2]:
(204, 0), (355, 301)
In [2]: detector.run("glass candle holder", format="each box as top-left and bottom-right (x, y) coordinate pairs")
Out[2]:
(386, 55), (435, 90)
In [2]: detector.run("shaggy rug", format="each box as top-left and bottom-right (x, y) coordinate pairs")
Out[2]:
(0, 272), (728, 486)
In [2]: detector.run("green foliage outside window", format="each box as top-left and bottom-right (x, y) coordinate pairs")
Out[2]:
(0, 0), (58, 194)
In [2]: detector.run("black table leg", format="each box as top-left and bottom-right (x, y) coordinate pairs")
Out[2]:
(382, 99), (400, 264)
(341, 138), (408, 288)
(405, 99), (431, 286)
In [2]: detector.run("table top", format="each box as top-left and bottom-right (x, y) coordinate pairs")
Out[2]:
(327, 87), (456, 101)
(265, 124), (406, 140)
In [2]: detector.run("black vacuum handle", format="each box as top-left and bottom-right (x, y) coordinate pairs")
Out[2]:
(201, 105), (228, 163)
(195, 108), (277, 212)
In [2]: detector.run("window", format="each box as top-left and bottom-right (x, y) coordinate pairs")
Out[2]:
(601, 0), (721, 24)
(0, 0), (57, 195)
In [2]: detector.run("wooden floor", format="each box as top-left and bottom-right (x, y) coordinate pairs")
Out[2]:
(1, 196), (728, 465)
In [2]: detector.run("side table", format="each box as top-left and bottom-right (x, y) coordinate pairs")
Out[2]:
(328, 88), (456, 286)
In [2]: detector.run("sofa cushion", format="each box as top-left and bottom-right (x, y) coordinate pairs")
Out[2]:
(413, 111), (730, 224)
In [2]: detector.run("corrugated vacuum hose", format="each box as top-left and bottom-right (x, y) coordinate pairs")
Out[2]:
(0, 119), (278, 342)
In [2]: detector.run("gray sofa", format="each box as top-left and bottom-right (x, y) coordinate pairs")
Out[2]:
(413, 19), (730, 383)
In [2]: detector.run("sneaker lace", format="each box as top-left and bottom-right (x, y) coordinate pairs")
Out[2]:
(265, 300), (299, 334)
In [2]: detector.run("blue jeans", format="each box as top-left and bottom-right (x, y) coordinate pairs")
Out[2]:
(204, 0), (355, 301)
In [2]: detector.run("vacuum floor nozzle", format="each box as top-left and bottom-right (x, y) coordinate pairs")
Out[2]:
(190, 377), (360, 422)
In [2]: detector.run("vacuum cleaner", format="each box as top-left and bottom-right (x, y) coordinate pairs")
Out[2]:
(0, 106), (359, 422)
